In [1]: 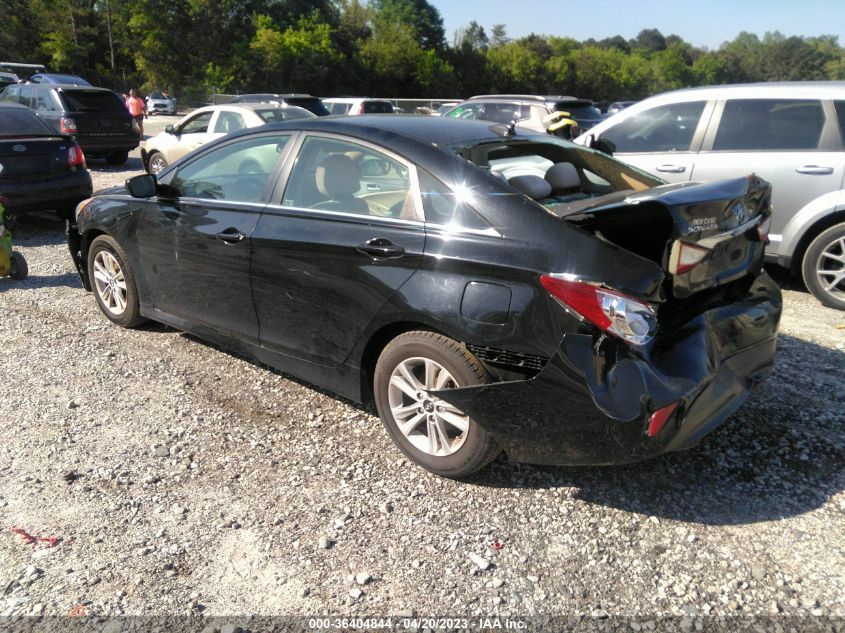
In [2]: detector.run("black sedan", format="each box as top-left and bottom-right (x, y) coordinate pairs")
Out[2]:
(67, 116), (781, 477)
(0, 103), (92, 219)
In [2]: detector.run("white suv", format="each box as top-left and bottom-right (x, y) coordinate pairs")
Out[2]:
(579, 82), (845, 310)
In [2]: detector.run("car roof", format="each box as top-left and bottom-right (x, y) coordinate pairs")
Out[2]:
(256, 114), (513, 148)
(0, 102), (31, 110)
(468, 94), (581, 102)
(644, 81), (845, 101)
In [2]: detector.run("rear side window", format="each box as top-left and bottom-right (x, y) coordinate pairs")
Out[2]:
(59, 90), (125, 114)
(418, 171), (490, 230)
(33, 88), (61, 115)
(363, 101), (394, 114)
(480, 102), (524, 123)
(601, 101), (706, 153)
(18, 85), (33, 108)
(836, 101), (845, 145)
(213, 111), (245, 134)
(713, 99), (825, 151)
(329, 102), (351, 114)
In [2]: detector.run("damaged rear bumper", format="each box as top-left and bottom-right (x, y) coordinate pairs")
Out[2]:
(434, 273), (782, 466)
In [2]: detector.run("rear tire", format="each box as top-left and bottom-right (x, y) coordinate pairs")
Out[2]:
(373, 331), (500, 477)
(802, 223), (845, 310)
(105, 150), (128, 165)
(9, 252), (28, 280)
(87, 235), (146, 327)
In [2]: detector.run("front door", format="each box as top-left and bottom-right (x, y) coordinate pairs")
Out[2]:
(136, 132), (293, 341)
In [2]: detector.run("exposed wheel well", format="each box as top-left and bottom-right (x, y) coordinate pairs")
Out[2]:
(81, 229), (108, 269)
(358, 321), (449, 407)
(790, 210), (845, 276)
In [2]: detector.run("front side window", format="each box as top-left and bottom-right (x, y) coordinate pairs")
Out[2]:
(282, 136), (414, 219)
(713, 99), (825, 151)
(179, 111), (213, 135)
(601, 101), (706, 153)
(447, 103), (485, 120)
(170, 134), (290, 202)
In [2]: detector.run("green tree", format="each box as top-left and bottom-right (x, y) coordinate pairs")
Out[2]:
(371, 0), (445, 50)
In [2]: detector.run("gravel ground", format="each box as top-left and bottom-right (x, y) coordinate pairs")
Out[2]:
(0, 155), (843, 626)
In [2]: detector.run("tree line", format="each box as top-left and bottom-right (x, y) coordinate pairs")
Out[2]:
(2, 0), (844, 106)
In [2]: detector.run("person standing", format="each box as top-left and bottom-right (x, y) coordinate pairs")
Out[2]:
(125, 88), (147, 137)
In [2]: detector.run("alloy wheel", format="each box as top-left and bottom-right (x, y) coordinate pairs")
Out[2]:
(387, 357), (470, 456)
(816, 235), (845, 301)
(149, 154), (168, 174)
(92, 250), (128, 316)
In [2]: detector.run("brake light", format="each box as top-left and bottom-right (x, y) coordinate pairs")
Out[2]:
(540, 275), (657, 346)
(60, 118), (77, 134)
(647, 401), (679, 437)
(67, 142), (85, 167)
(670, 241), (710, 275)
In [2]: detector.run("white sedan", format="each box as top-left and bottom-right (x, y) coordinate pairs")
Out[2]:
(140, 103), (314, 174)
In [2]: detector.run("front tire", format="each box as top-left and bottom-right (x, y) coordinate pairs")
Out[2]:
(87, 235), (146, 327)
(802, 223), (845, 310)
(147, 151), (169, 175)
(373, 331), (500, 477)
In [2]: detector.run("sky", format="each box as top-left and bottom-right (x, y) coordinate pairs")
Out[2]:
(430, 0), (845, 50)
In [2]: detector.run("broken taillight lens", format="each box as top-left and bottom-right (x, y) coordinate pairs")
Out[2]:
(540, 275), (657, 346)
(756, 216), (771, 242)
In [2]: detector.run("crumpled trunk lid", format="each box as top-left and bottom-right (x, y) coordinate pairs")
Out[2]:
(566, 175), (772, 300)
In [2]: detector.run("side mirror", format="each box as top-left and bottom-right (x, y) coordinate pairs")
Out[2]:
(586, 135), (616, 156)
(165, 124), (175, 134)
(126, 174), (157, 198)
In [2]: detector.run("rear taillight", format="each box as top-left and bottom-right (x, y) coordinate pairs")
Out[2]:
(540, 275), (657, 346)
(67, 142), (85, 167)
(669, 241), (710, 275)
(60, 118), (78, 134)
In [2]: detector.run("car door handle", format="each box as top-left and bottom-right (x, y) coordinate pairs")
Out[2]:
(656, 164), (686, 173)
(795, 165), (834, 175)
(356, 238), (405, 259)
(216, 227), (246, 243)
(366, 184), (381, 191)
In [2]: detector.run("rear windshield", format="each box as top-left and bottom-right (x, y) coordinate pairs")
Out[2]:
(59, 90), (126, 114)
(256, 107), (315, 122)
(284, 98), (330, 116)
(363, 101), (394, 114)
(0, 108), (54, 136)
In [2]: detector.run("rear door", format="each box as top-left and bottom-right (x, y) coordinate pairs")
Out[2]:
(136, 132), (293, 341)
(251, 133), (425, 365)
(691, 98), (845, 238)
(597, 100), (712, 183)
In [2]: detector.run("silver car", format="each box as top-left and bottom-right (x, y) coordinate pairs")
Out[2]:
(579, 82), (845, 310)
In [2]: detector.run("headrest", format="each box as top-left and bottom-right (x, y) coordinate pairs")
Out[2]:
(508, 174), (552, 200)
(316, 154), (360, 198)
(545, 162), (580, 191)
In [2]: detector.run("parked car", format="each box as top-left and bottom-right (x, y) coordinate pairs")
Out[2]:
(146, 91), (177, 115)
(228, 93), (330, 116)
(323, 97), (395, 115)
(578, 82), (845, 310)
(140, 103), (315, 174)
(0, 103), (92, 219)
(0, 72), (18, 91)
(606, 100), (636, 115)
(29, 73), (91, 86)
(443, 95), (604, 134)
(0, 83), (139, 164)
(68, 115), (781, 477)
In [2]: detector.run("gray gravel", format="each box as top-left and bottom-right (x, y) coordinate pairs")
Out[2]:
(0, 155), (843, 621)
